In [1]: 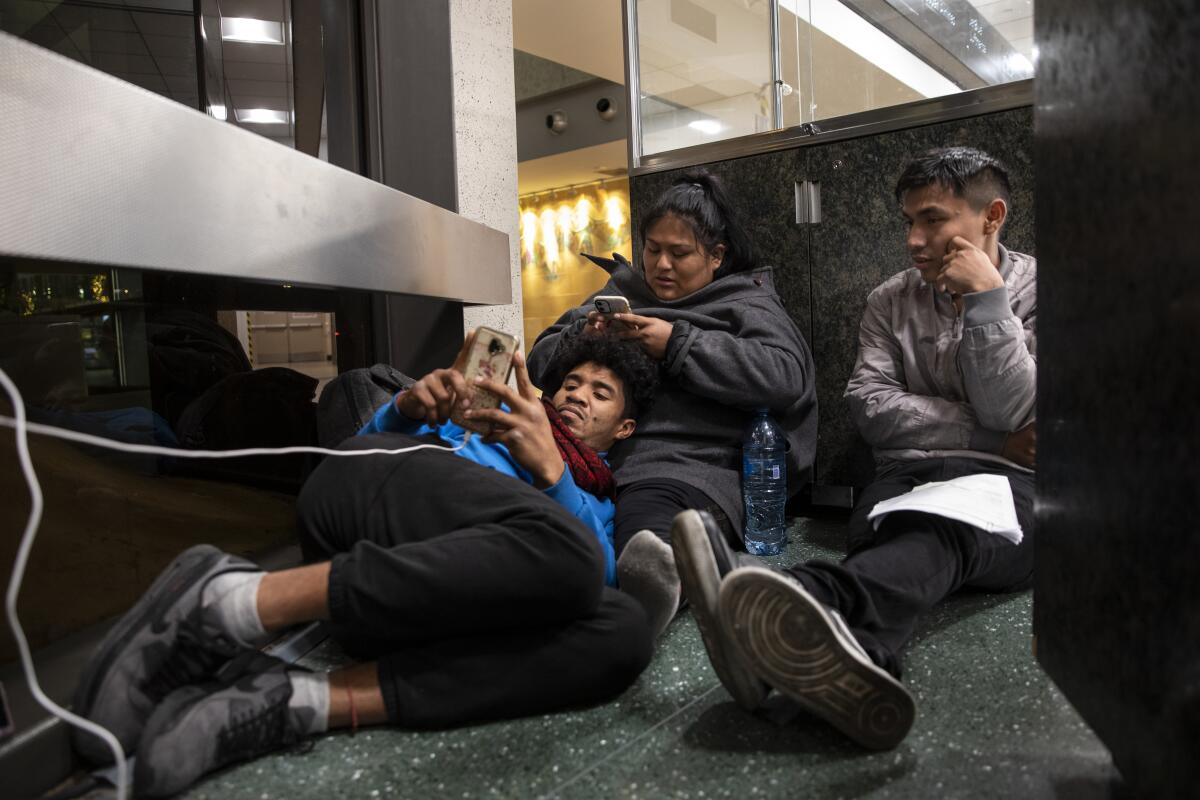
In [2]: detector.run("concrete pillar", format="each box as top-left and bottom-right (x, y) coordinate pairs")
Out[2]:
(449, 0), (524, 342)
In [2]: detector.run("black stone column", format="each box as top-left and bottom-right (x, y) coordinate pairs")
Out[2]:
(1033, 1), (1200, 794)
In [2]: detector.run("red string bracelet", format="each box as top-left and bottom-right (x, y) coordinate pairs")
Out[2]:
(346, 683), (358, 735)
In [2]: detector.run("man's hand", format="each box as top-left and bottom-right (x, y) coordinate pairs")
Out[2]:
(395, 336), (475, 426)
(1001, 421), (1036, 468)
(463, 350), (566, 489)
(938, 236), (1004, 296)
(612, 312), (672, 360)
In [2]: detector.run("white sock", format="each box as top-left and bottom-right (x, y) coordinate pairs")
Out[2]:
(617, 530), (682, 641)
(201, 570), (270, 647)
(287, 671), (330, 735)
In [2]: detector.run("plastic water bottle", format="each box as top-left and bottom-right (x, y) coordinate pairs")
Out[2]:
(742, 409), (787, 555)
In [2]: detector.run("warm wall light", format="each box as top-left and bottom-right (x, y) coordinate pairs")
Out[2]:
(604, 194), (626, 236)
(221, 17), (285, 44)
(540, 208), (560, 269)
(520, 210), (538, 262)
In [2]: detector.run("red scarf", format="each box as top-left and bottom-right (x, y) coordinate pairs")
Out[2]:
(540, 398), (615, 500)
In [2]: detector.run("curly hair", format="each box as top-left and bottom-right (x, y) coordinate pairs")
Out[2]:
(545, 334), (660, 420)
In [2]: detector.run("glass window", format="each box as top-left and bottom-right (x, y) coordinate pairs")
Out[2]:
(635, 0), (776, 156)
(0, 0), (329, 160)
(633, 0), (1034, 158)
(780, 0), (1033, 125)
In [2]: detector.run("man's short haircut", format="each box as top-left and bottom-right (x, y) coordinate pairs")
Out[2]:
(894, 147), (1011, 212)
(546, 335), (659, 420)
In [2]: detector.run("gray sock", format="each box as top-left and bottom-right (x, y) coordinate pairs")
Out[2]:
(201, 570), (270, 647)
(287, 671), (330, 735)
(617, 530), (681, 641)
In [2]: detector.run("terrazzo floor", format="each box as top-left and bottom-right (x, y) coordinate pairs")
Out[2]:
(174, 512), (1118, 800)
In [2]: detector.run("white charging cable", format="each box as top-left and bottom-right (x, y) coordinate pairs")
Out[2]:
(0, 367), (468, 800)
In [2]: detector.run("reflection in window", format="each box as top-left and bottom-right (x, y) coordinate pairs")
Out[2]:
(0, 0), (328, 160)
(634, 0), (1034, 156)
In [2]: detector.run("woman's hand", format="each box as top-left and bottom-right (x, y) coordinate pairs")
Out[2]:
(463, 350), (566, 489)
(612, 312), (673, 360)
(584, 310), (613, 336)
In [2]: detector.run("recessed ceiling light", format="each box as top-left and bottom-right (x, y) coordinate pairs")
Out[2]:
(688, 119), (722, 135)
(235, 108), (290, 124)
(221, 17), (284, 45)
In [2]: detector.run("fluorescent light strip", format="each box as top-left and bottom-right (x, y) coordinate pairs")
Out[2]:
(234, 108), (290, 124)
(221, 17), (284, 45)
(779, 0), (962, 98)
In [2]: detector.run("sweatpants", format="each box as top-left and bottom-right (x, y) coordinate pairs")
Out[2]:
(784, 457), (1035, 678)
(613, 478), (736, 556)
(295, 433), (653, 729)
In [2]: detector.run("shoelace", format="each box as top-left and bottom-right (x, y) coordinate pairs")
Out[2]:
(143, 624), (242, 701)
(215, 690), (293, 762)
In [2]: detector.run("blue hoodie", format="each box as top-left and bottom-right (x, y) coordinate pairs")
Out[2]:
(359, 398), (617, 586)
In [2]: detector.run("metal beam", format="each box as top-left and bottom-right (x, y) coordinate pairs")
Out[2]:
(0, 32), (512, 306)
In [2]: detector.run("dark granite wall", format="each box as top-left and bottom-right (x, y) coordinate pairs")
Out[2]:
(630, 107), (1034, 489)
(1032, 0), (1200, 793)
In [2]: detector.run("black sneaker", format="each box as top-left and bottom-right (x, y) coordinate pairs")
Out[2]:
(718, 566), (916, 750)
(71, 545), (261, 765)
(135, 652), (305, 798)
(671, 510), (769, 710)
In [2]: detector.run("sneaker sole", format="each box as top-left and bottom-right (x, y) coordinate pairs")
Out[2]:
(71, 545), (228, 762)
(719, 567), (915, 750)
(671, 511), (767, 710)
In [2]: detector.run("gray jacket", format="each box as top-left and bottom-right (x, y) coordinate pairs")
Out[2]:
(845, 245), (1037, 471)
(528, 256), (818, 531)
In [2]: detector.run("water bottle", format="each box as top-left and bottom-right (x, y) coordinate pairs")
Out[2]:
(742, 409), (787, 555)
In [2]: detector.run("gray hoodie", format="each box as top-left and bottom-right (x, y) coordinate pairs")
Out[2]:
(528, 255), (817, 532)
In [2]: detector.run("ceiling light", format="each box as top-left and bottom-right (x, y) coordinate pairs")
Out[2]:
(221, 17), (284, 45)
(209, 104), (228, 121)
(688, 119), (722, 135)
(235, 108), (290, 124)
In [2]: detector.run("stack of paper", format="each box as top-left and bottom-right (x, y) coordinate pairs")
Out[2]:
(867, 473), (1023, 544)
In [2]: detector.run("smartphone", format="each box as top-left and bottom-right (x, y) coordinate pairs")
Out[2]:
(594, 295), (631, 316)
(450, 326), (518, 434)
(594, 295), (632, 332)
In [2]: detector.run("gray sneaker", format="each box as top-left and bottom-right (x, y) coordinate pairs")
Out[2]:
(71, 545), (261, 765)
(671, 510), (769, 710)
(135, 653), (304, 798)
(718, 566), (916, 750)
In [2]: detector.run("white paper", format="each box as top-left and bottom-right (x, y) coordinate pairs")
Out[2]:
(867, 473), (1023, 545)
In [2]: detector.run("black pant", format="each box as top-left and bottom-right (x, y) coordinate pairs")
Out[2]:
(784, 457), (1035, 678)
(296, 433), (653, 729)
(613, 478), (736, 556)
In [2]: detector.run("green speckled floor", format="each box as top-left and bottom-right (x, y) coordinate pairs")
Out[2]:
(180, 514), (1118, 800)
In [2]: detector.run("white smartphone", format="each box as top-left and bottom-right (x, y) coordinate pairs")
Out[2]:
(450, 327), (518, 434)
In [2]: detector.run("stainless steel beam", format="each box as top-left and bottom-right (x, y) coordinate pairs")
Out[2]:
(0, 32), (512, 306)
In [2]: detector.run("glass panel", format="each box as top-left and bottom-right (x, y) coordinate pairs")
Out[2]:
(0, 0), (199, 109)
(0, 0), (329, 160)
(636, 0), (775, 155)
(780, 0), (1034, 125)
(0, 258), (374, 659)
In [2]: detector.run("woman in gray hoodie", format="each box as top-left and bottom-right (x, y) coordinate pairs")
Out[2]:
(528, 171), (817, 638)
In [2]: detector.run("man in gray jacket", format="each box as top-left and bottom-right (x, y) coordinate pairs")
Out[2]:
(673, 147), (1036, 750)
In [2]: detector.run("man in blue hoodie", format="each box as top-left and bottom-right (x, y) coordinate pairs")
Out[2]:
(73, 333), (660, 797)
